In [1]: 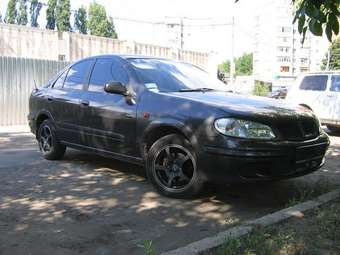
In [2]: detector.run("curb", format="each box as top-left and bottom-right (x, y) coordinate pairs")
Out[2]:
(161, 188), (340, 255)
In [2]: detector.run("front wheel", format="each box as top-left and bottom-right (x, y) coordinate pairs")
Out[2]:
(146, 134), (204, 198)
(38, 119), (66, 160)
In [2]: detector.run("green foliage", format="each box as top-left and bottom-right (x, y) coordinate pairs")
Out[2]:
(253, 81), (270, 96)
(88, 2), (117, 38)
(74, 6), (87, 34)
(218, 60), (230, 74)
(46, 0), (57, 30)
(218, 53), (253, 77)
(5, 0), (17, 24)
(16, 0), (28, 25)
(29, 0), (42, 27)
(322, 37), (340, 70)
(292, 0), (339, 43)
(235, 53), (252, 76)
(138, 240), (155, 255)
(56, 0), (71, 32)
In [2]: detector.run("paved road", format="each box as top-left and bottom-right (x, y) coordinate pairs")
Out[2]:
(0, 130), (339, 255)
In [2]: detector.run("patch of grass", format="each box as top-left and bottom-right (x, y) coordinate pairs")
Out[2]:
(138, 240), (155, 255)
(212, 199), (340, 255)
(286, 177), (334, 207)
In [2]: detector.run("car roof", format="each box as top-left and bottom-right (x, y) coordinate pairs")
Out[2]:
(81, 54), (174, 62)
(304, 71), (340, 75)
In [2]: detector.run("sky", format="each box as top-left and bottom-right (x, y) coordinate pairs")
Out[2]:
(0, 0), (260, 63)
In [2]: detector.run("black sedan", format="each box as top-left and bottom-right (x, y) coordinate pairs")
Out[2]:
(28, 55), (330, 198)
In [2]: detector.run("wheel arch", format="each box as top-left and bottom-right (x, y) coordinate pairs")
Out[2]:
(35, 110), (55, 136)
(141, 121), (197, 159)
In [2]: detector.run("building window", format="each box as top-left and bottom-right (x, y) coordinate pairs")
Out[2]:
(300, 58), (308, 64)
(278, 26), (291, 33)
(58, 55), (66, 61)
(280, 66), (290, 72)
(277, 56), (291, 62)
(277, 47), (290, 52)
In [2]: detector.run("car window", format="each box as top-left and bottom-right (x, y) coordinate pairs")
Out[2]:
(128, 58), (227, 92)
(299, 75), (328, 91)
(53, 70), (67, 89)
(88, 58), (129, 92)
(330, 75), (340, 92)
(64, 60), (93, 90)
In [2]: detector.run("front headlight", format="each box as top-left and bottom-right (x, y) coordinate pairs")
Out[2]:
(214, 118), (276, 140)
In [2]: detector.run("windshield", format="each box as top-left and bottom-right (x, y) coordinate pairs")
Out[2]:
(128, 58), (228, 92)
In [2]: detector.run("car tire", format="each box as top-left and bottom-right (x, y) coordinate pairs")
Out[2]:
(146, 134), (204, 198)
(37, 119), (66, 160)
(326, 125), (340, 134)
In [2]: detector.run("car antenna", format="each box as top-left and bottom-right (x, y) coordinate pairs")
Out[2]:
(33, 79), (38, 90)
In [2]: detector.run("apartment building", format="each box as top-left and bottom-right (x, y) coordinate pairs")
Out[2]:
(253, 0), (329, 90)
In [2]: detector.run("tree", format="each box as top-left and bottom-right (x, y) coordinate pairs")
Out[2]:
(5, 0), (17, 24)
(292, 0), (339, 42)
(235, 0), (339, 43)
(46, 0), (57, 30)
(322, 37), (340, 70)
(218, 53), (253, 76)
(16, 0), (28, 25)
(88, 2), (117, 38)
(30, 0), (42, 27)
(56, 0), (71, 32)
(235, 53), (252, 75)
(218, 60), (230, 74)
(74, 6), (87, 34)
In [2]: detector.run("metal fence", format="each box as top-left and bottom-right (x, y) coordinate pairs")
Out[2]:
(0, 57), (68, 126)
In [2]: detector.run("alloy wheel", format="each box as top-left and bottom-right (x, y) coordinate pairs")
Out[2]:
(152, 144), (196, 192)
(39, 125), (53, 153)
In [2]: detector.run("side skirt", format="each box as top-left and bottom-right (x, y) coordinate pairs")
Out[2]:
(61, 140), (144, 166)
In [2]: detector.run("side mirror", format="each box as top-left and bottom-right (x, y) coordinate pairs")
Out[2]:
(104, 81), (127, 95)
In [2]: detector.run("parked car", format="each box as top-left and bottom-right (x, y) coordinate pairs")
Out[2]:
(286, 72), (340, 133)
(28, 55), (330, 198)
(270, 87), (288, 99)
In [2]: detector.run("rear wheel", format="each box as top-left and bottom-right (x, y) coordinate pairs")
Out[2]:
(326, 125), (340, 134)
(146, 134), (203, 198)
(38, 119), (66, 160)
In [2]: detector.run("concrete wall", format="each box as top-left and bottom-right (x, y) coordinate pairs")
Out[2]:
(0, 23), (209, 69)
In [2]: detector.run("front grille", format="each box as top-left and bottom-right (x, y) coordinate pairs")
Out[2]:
(276, 116), (319, 141)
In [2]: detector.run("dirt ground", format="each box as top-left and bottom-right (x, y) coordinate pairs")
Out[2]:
(0, 128), (339, 255)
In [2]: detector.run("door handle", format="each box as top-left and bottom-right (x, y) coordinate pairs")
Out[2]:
(47, 96), (53, 102)
(80, 100), (90, 106)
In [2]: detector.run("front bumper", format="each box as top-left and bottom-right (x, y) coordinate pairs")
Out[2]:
(198, 132), (330, 183)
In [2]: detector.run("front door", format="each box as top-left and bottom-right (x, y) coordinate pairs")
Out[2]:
(327, 75), (340, 123)
(298, 75), (329, 120)
(50, 59), (94, 145)
(80, 57), (137, 156)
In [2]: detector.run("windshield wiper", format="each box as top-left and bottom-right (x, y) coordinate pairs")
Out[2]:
(178, 88), (215, 92)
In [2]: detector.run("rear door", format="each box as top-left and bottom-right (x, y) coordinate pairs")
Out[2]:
(327, 74), (340, 122)
(50, 59), (94, 144)
(297, 75), (329, 120)
(80, 57), (137, 155)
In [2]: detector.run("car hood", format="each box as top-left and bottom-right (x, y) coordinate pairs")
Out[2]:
(168, 91), (310, 118)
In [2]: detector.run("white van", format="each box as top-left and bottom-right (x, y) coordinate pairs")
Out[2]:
(286, 72), (340, 132)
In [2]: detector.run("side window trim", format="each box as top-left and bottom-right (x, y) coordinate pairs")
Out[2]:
(63, 59), (94, 91)
(84, 58), (98, 91)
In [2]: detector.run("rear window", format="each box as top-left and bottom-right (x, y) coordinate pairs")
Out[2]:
(330, 75), (340, 92)
(299, 75), (328, 91)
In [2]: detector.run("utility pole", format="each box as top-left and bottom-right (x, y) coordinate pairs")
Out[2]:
(326, 48), (331, 71)
(230, 16), (235, 88)
(180, 18), (184, 50)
